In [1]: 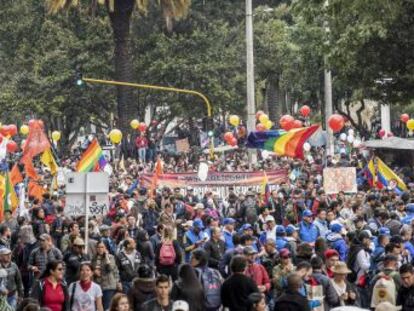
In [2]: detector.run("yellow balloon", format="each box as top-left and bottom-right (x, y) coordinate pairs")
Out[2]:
(407, 119), (414, 131)
(259, 114), (269, 124)
(229, 115), (240, 127)
(52, 131), (61, 142)
(20, 124), (29, 135)
(109, 129), (122, 144)
(130, 119), (139, 129)
(265, 120), (273, 130)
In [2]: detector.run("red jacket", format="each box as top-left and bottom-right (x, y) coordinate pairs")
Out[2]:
(135, 137), (148, 148)
(245, 263), (271, 291)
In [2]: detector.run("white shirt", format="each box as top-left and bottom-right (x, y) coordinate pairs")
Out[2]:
(69, 281), (102, 311)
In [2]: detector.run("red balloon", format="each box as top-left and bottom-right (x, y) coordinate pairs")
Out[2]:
(328, 114), (345, 132)
(378, 129), (386, 138)
(224, 132), (234, 142)
(401, 113), (410, 123)
(299, 105), (311, 117)
(138, 123), (147, 132)
(279, 115), (295, 131)
(6, 140), (18, 153)
(292, 120), (303, 129)
(0, 126), (8, 137)
(8, 124), (17, 137)
(256, 110), (264, 120)
(256, 124), (266, 132)
(228, 137), (238, 146)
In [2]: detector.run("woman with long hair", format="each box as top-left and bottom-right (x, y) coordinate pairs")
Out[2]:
(68, 262), (104, 311)
(30, 260), (68, 311)
(92, 241), (121, 310)
(170, 264), (204, 311)
(248, 292), (267, 311)
(109, 293), (130, 311)
(155, 227), (182, 281)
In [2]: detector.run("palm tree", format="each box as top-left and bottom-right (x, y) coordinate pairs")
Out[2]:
(46, 0), (191, 131)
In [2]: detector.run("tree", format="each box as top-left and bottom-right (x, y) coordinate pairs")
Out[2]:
(46, 0), (191, 132)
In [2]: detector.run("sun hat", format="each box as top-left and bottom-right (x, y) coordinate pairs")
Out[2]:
(332, 262), (352, 275)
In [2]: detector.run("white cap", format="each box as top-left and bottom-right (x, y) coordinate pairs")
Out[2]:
(265, 215), (275, 223)
(172, 300), (189, 311)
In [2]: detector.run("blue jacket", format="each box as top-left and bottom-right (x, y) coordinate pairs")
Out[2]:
(223, 230), (234, 251)
(402, 213), (414, 225)
(326, 232), (348, 261)
(314, 218), (329, 238)
(405, 241), (414, 258)
(370, 245), (385, 271)
(276, 237), (289, 251)
(184, 229), (205, 262)
(299, 221), (319, 243)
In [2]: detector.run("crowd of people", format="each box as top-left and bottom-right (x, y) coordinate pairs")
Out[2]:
(2, 140), (414, 311)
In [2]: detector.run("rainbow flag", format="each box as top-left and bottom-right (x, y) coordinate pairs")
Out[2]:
(76, 138), (107, 172)
(376, 157), (407, 193)
(246, 125), (320, 159)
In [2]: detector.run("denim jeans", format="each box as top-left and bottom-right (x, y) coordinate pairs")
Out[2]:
(7, 294), (17, 309)
(102, 289), (116, 310)
(122, 281), (132, 294)
(138, 148), (146, 163)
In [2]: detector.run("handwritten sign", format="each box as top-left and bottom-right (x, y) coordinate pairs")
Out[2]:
(323, 167), (357, 194)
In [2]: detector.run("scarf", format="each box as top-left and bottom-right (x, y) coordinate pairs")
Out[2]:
(80, 280), (92, 292)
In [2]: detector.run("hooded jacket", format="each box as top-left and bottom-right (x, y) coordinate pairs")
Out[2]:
(326, 232), (348, 261)
(274, 290), (311, 311)
(128, 277), (156, 311)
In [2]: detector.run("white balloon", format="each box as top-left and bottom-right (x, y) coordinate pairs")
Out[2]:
(348, 129), (354, 136)
(303, 142), (311, 152)
(198, 162), (209, 181)
(340, 133), (347, 141)
(347, 135), (354, 143)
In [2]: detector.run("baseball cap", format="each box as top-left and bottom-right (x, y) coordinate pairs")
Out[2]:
(243, 246), (258, 256)
(324, 249), (339, 259)
(279, 248), (291, 258)
(172, 300), (189, 311)
(331, 223), (343, 233)
(223, 218), (236, 225)
(358, 230), (372, 241)
(285, 225), (298, 235)
(302, 210), (313, 217)
(378, 227), (391, 236)
(0, 247), (11, 255)
(241, 224), (253, 231)
(265, 215), (275, 223)
(99, 224), (111, 232)
(193, 219), (204, 229)
(276, 225), (286, 235)
(73, 237), (85, 246)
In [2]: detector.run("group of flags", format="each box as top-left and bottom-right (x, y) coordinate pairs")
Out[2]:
(366, 156), (407, 194)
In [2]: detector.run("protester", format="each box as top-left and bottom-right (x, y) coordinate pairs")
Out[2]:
(274, 273), (311, 311)
(141, 274), (173, 311)
(68, 261), (104, 311)
(127, 265), (156, 311)
(109, 293), (131, 311)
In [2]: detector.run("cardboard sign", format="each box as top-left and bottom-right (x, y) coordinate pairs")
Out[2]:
(175, 138), (190, 153)
(323, 167), (357, 194)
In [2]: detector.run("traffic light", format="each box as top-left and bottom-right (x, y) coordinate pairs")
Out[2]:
(203, 117), (214, 133)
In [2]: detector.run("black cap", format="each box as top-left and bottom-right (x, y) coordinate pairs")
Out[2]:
(383, 254), (398, 264)
(358, 230), (371, 241)
(390, 235), (404, 244)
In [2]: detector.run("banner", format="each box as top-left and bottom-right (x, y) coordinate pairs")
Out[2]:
(323, 167), (357, 194)
(141, 169), (288, 189)
(176, 138), (190, 153)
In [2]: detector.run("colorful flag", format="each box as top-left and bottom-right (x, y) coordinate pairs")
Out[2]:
(365, 158), (376, 187)
(149, 158), (163, 198)
(23, 158), (39, 181)
(376, 157), (407, 193)
(10, 164), (23, 186)
(4, 172), (18, 213)
(20, 120), (51, 164)
(76, 138), (106, 172)
(41, 149), (58, 175)
(0, 175), (4, 222)
(246, 125), (320, 159)
(28, 180), (45, 202)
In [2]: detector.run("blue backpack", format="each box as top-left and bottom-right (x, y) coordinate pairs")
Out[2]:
(197, 267), (222, 309)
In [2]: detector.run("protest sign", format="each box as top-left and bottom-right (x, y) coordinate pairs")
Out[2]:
(176, 138), (190, 153)
(323, 167), (357, 194)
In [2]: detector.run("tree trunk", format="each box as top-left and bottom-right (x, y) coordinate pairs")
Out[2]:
(108, 0), (137, 133)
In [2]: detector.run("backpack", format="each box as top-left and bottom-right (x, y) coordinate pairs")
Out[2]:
(197, 267), (222, 309)
(159, 241), (176, 266)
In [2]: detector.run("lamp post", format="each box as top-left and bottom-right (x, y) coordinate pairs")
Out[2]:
(246, 0), (257, 164)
